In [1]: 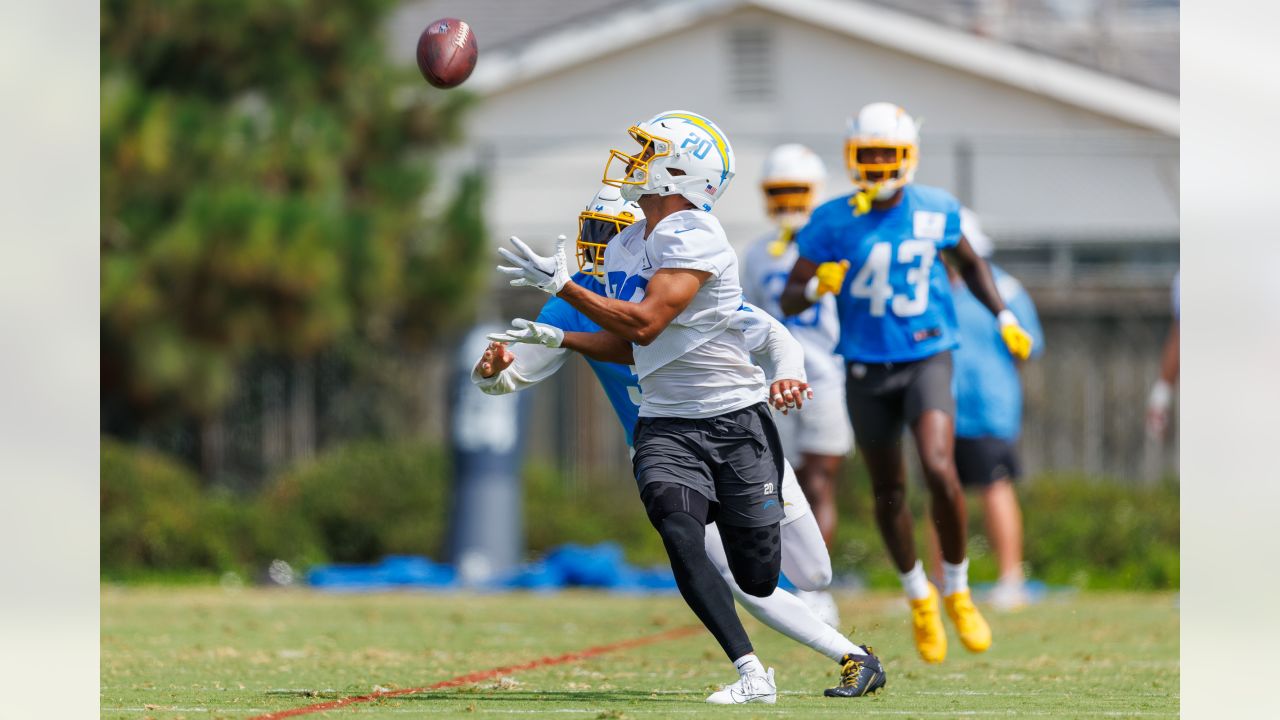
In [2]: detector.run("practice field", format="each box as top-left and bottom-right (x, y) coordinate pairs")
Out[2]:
(102, 587), (1178, 718)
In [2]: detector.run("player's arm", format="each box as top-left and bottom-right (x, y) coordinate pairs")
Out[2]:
(561, 330), (635, 365)
(780, 257), (851, 317)
(943, 235), (1006, 316)
(734, 303), (812, 413)
(780, 258), (819, 316)
(557, 268), (708, 346)
(482, 317), (635, 366)
(943, 236), (1034, 360)
(780, 210), (847, 316)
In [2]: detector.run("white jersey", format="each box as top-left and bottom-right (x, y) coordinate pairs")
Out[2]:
(602, 209), (766, 419)
(741, 231), (845, 389)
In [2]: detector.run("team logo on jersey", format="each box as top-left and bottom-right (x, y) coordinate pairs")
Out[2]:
(913, 211), (946, 241)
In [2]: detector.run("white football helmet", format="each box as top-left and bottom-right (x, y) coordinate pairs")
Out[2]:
(576, 185), (643, 277)
(845, 102), (920, 200)
(602, 110), (735, 212)
(761, 143), (827, 228)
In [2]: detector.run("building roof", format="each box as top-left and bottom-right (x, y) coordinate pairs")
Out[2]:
(439, 0), (1178, 137)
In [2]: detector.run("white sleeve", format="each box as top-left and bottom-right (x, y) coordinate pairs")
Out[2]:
(732, 303), (807, 384)
(470, 342), (571, 395)
(740, 242), (765, 308)
(651, 212), (733, 275)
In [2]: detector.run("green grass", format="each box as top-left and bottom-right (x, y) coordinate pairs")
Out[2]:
(101, 587), (1178, 718)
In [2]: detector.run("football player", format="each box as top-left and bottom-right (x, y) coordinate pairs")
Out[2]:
(477, 186), (884, 699)
(742, 144), (854, 629)
(780, 102), (1034, 664)
(497, 112), (880, 702)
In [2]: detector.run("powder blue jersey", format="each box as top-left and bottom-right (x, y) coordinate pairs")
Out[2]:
(535, 273), (642, 445)
(952, 265), (1044, 440)
(795, 184), (963, 363)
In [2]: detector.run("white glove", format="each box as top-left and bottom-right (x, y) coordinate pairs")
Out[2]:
(486, 318), (564, 348)
(497, 235), (570, 295)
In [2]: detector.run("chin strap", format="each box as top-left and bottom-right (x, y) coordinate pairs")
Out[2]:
(767, 225), (794, 256)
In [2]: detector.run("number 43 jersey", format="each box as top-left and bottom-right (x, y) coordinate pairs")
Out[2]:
(795, 184), (963, 364)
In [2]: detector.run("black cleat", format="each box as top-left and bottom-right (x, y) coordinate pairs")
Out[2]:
(824, 645), (886, 697)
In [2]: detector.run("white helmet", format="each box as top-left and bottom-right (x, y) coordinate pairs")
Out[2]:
(602, 110), (735, 212)
(845, 102), (920, 200)
(576, 185), (644, 277)
(761, 143), (827, 228)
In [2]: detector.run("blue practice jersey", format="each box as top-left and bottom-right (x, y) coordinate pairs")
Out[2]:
(796, 184), (963, 363)
(535, 273), (642, 445)
(952, 265), (1044, 440)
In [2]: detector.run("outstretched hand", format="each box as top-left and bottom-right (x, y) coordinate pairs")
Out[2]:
(497, 235), (571, 295)
(476, 341), (515, 379)
(487, 318), (565, 348)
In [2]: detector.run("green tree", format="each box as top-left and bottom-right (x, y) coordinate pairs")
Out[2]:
(100, 1), (485, 468)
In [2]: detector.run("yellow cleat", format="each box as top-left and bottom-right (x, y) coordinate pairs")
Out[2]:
(944, 589), (993, 653)
(909, 583), (947, 664)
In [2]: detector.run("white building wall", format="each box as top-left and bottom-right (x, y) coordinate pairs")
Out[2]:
(460, 5), (1177, 256)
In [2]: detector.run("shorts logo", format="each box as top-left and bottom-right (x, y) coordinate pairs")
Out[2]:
(850, 363), (867, 379)
(762, 499), (778, 511)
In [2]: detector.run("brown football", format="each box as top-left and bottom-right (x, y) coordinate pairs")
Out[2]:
(416, 17), (478, 89)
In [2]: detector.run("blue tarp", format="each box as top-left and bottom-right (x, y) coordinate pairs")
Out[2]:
(307, 555), (457, 590)
(306, 543), (677, 593)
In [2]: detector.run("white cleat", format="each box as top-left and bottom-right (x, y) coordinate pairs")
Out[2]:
(705, 667), (777, 704)
(798, 589), (842, 629)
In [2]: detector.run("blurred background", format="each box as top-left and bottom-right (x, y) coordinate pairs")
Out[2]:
(100, 0), (1178, 592)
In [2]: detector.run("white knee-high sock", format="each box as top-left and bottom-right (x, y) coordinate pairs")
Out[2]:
(705, 524), (866, 662)
(733, 584), (866, 661)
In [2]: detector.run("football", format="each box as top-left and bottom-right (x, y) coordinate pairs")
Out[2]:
(416, 17), (478, 89)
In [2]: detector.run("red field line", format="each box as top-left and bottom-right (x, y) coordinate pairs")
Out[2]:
(249, 625), (702, 719)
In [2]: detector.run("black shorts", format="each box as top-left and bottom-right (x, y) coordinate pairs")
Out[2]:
(845, 351), (956, 448)
(632, 402), (786, 528)
(954, 436), (1022, 488)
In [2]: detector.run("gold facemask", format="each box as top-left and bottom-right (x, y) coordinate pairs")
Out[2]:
(762, 182), (817, 219)
(602, 126), (671, 190)
(576, 209), (638, 277)
(844, 139), (917, 193)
